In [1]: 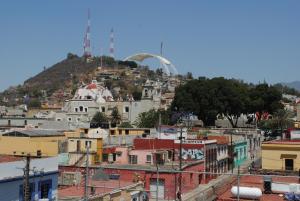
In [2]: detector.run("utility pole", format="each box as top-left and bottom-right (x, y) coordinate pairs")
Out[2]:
(237, 165), (240, 201)
(23, 154), (30, 201)
(231, 132), (234, 173)
(178, 125), (183, 201)
(84, 142), (90, 201)
(156, 112), (162, 200)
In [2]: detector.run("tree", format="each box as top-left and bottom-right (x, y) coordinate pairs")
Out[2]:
(172, 77), (283, 128)
(91, 112), (108, 124)
(119, 122), (133, 128)
(28, 99), (41, 108)
(135, 109), (170, 128)
(111, 106), (121, 125)
(249, 83), (283, 121)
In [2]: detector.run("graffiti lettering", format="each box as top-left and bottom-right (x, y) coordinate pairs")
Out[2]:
(181, 149), (204, 160)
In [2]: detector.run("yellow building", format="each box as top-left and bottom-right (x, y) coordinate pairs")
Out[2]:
(0, 130), (66, 157)
(68, 137), (103, 165)
(109, 127), (150, 136)
(262, 140), (300, 171)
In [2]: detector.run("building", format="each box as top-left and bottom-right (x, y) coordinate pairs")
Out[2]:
(109, 127), (150, 137)
(0, 129), (66, 157)
(60, 80), (164, 124)
(67, 137), (103, 165)
(262, 140), (300, 171)
(0, 155), (58, 201)
(198, 136), (229, 173)
(233, 140), (248, 167)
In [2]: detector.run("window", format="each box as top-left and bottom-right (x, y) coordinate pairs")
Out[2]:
(129, 155), (138, 164)
(118, 130), (122, 135)
(39, 180), (52, 199)
(79, 106), (83, 112)
(77, 140), (81, 152)
(24, 120), (27, 125)
(101, 107), (105, 113)
(85, 141), (91, 148)
(75, 107), (78, 112)
(125, 130), (129, 135)
(285, 159), (294, 171)
(68, 117), (72, 122)
(56, 118), (61, 121)
(85, 108), (88, 112)
(125, 106), (129, 113)
(146, 155), (152, 163)
(111, 130), (115, 135)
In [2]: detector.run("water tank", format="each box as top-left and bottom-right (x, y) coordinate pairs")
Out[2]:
(231, 186), (262, 199)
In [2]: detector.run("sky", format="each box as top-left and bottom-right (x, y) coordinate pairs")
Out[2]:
(0, 1), (300, 91)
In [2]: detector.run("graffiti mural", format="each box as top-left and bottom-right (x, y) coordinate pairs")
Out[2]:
(181, 149), (204, 160)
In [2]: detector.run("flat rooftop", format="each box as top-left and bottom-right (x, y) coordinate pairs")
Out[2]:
(263, 139), (300, 145)
(58, 179), (138, 199)
(216, 175), (299, 201)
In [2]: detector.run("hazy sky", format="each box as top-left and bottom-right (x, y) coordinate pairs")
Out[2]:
(0, 1), (300, 91)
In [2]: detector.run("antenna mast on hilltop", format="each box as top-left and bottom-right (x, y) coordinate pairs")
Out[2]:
(110, 28), (115, 59)
(83, 9), (92, 58)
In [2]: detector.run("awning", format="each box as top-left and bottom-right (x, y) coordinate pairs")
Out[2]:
(280, 154), (297, 159)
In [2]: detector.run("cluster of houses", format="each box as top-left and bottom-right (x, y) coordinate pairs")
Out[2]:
(1, 78), (300, 200)
(0, 124), (262, 200)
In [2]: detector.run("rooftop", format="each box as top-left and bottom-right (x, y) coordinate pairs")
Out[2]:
(58, 179), (139, 199)
(96, 160), (203, 172)
(216, 175), (299, 201)
(0, 155), (22, 163)
(2, 129), (65, 137)
(263, 139), (300, 145)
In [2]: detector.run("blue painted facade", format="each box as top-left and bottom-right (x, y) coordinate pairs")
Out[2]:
(0, 171), (58, 201)
(233, 141), (248, 167)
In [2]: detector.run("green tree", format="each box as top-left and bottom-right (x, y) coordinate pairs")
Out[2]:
(91, 112), (108, 124)
(135, 109), (170, 128)
(249, 83), (283, 120)
(111, 106), (121, 124)
(28, 99), (41, 108)
(172, 77), (282, 128)
(119, 122), (133, 128)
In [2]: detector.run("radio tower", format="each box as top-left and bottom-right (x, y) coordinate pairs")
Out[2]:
(83, 9), (92, 58)
(109, 28), (114, 59)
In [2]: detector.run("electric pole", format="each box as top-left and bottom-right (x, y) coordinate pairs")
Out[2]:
(84, 142), (90, 201)
(23, 154), (30, 201)
(178, 125), (183, 201)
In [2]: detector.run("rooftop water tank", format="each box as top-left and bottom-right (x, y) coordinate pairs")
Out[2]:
(231, 186), (262, 199)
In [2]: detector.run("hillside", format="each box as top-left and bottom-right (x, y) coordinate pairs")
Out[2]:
(281, 81), (300, 92)
(0, 53), (161, 107)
